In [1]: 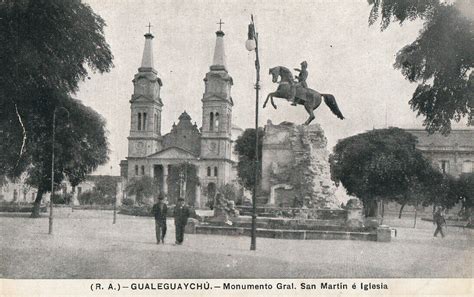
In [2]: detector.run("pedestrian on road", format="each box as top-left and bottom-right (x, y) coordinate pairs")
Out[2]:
(174, 198), (190, 245)
(433, 206), (446, 238)
(152, 194), (168, 244)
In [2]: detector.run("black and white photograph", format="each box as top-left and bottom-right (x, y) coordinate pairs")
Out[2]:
(0, 0), (473, 296)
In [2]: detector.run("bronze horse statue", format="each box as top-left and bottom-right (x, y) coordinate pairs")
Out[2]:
(263, 66), (344, 125)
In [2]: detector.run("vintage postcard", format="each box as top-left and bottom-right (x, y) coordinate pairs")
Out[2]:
(0, 0), (472, 296)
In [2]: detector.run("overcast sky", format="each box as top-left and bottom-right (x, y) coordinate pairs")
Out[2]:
(77, 0), (469, 175)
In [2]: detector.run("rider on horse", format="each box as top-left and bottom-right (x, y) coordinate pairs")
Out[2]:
(295, 61), (308, 88)
(290, 61), (309, 106)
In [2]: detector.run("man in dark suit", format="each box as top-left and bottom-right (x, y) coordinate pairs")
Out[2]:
(433, 206), (446, 238)
(174, 198), (190, 245)
(152, 194), (167, 244)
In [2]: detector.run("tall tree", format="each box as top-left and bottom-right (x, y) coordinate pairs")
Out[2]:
(0, 1), (113, 216)
(458, 173), (474, 221)
(234, 128), (264, 192)
(167, 163), (199, 206)
(126, 176), (159, 206)
(368, 0), (473, 134)
(330, 128), (439, 216)
(25, 93), (109, 216)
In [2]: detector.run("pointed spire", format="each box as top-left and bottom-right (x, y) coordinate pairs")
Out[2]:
(210, 28), (227, 72)
(140, 32), (154, 70)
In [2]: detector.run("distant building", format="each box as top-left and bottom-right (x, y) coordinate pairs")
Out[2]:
(0, 175), (124, 205)
(0, 174), (41, 203)
(406, 129), (474, 177)
(119, 28), (244, 207)
(384, 129), (474, 216)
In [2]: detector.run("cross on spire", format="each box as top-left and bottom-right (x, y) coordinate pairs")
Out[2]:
(146, 22), (153, 34)
(217, 19), (224, 31)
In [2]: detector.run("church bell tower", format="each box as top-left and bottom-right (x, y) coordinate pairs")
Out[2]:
(200, 27), (234, 186)
(127, 31), (164, 159)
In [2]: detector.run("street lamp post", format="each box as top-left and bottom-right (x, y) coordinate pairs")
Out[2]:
(246, 15), (260, 251)
(179, 169), (185, 201)
(49, 106), (69, 235)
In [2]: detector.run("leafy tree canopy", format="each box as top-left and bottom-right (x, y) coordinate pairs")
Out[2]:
(0, 0), (113, 96)
(368, 0), (473, 134)
(234, 128), (264, 191)
(0, 0), (113, 179)
(330, 128), (442, 215)
(23, 92), (109, 189)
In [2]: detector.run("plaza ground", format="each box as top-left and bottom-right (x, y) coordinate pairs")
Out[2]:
(0, 208), (472, 279)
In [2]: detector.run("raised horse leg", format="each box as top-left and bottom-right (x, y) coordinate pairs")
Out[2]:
(263, 92), (278, 109)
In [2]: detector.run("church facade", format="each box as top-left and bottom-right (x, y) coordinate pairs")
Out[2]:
(119, 29), (242, 207)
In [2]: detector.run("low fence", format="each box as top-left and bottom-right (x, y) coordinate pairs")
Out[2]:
(236, 205), (348, 220)
(0, 203), (47, 213)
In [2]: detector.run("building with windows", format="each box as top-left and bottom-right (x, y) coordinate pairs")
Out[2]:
(406, 129), (474, 177)
(119, 28), (243, 207)
(383, 129), (474, 217)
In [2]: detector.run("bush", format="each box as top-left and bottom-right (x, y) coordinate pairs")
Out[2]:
(78, 190), (115, 206)
(119, 205), (152, 217)
(122, 197), (134, 206)
(52, 193), (72, 204)
(78, 191), (97, 205)
(219, 183), (244, 205)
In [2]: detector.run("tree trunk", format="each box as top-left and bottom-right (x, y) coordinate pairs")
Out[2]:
(30, 189), (44, 218)
(413, 198), (418, 228)
(364, 198), (377, 217)
(398, 202), (406, 219)
(380, 199), (385, 225)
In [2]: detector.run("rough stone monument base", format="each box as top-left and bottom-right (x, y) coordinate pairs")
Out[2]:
(261, 121), (340, 209)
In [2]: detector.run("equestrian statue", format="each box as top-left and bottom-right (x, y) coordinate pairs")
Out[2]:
(263, 61), (344, 125)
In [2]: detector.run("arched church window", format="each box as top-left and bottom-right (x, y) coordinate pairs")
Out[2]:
(137, 113), (142, 131)
(143, 113), (147, 131)
(141, 165), (145, 175)
(462, 160), (472, 173)
(135, 165), (139, 176)
(207, 167), (211, 176)
(214, 167), (218, 177)
(210, 112), (214, 131)
(215, 112), (219, 131)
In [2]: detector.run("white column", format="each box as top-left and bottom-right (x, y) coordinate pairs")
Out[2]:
(195, 184), (201, 209)
(162, 164), (168, 195)
(149, 164), (154, 178)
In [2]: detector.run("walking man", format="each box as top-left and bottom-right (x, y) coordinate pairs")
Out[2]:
(152, 194), (167, 244)
(174, 198), (190, 245)
(433, 206), (446, 238)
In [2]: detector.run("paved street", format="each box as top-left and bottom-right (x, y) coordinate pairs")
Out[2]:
(0, 208), (472, 279)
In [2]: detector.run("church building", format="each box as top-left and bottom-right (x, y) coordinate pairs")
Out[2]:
(119, 28), (242, 207)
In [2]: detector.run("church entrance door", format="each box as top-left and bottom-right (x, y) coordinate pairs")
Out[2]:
(207, 182), (216, 208)
(153, 165), (164, 194)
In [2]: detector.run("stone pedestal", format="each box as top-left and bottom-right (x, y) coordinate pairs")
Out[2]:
(346, 207), (364, 228)
(185, 218), (199, 234)
(377, 225), (391, 242)
(261, 121), (339, 209)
